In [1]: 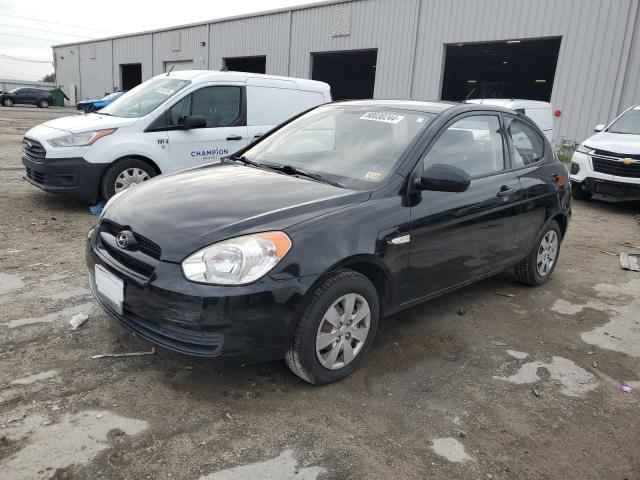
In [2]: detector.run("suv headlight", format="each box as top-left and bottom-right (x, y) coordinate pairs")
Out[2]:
(182, 232), (292, 285)
(48, 128), (116, 147)
(576, 144), (595, 155)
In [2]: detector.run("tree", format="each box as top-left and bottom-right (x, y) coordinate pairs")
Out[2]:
(40, 73), (55, 83)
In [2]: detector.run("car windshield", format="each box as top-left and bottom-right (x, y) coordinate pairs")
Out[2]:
(99, 78), (190, 118)
(9, 88), (22, 93)
(243, 105), (434, 189)
(607, 107), (640, 135)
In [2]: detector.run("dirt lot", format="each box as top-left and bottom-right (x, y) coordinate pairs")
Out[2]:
(0, 105), (639, 480)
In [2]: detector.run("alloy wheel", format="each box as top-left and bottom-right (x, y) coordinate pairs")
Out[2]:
(114, 167), (150, 193)
(315, 293), (371, 370)
(536, 230), (558, 277)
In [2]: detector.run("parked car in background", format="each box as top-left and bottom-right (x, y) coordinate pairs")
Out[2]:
(21, 71), (331, 201)
(467, 99), (554, 142)
(1, 87), (53, 108)
(87, 100), (571, 384)
(76, 91), (125, 113)
(570, 105), (640, 200)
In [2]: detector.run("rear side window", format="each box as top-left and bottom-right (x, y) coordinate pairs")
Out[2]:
(507, 118), (545, 167)
(424, 115), (505, 177)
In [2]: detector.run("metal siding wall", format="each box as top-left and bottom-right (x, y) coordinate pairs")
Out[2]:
(619, 2), (640, 114)
(152, 25), (209, 74)
(112, 34), (153, 88)
(411, 0), (636, 142)
(79, 40), (113, 99)
(53, 45), (80, 104)
(289, 0), (420, 98)
(209, 13), (291, 74)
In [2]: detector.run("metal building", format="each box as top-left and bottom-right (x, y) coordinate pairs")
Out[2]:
(52, 0), (640, 144)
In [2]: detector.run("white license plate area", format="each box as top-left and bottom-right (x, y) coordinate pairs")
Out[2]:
(95, 264), (124, 315)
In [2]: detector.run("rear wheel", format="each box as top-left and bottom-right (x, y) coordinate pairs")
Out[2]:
(571, 181), (592, 200)
(2, 98), (13, 107)
(37, 99), (49, 108)
(514, 220), (562, 286)
(285, 269), (380, 385)
(100, 158), (157, 200)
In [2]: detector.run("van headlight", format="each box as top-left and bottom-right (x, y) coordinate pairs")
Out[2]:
(576, 144), (594, 155)
(48, 128), (117, 147)
(182, 232), (292, 285)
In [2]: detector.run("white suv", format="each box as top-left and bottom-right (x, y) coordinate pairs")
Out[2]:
(570, 105), (640, 200)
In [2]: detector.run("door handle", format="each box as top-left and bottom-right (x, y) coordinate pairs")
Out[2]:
(226, 135), (243, 141)
(497, 186), (516, 198)
(254, 133), (264, 139)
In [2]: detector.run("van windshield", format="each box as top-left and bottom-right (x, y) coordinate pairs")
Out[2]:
(99, 78), (190, 118)
(607, 108), (640, 135)
(243, 105), (433, 189)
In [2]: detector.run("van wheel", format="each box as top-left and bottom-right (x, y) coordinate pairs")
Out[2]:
(571, 181), (592, 200)
(101, 158), (157, 199)
(285, 269), (380, 385)
(514, 220), (562, 286)
(2, 98), (13, 107)
(38, 100), (49, 108)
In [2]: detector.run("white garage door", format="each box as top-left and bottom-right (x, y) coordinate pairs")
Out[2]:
(164, 60), (193, 72)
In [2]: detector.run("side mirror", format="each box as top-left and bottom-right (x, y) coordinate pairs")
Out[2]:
(418, 164), (471, 193)
(183, 114), (207, 130)
(594, 124), (605, 132)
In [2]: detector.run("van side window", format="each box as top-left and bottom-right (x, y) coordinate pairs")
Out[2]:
(424, 115), (505, 177)
(167, 86), (241, 128)
(507, 118), (544, 167)
(192, 86), (241, 128)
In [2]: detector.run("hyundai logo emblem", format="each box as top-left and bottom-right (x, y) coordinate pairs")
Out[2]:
(116, 231), (136, 249)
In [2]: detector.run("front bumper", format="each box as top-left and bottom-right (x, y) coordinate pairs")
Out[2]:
(22, 153), (107, 200)
(86, 229), (319, 361)
(569, 151), (640, 197)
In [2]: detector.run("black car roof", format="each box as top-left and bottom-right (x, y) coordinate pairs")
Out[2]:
(331, 99), (524, 117)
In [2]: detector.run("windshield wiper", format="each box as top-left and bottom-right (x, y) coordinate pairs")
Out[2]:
(228, 155), (262, 168)
(262, 164), (343, 188)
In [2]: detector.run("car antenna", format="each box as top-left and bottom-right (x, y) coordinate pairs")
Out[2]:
(166, 65), (175, 76)
(464, 87), (476, 102)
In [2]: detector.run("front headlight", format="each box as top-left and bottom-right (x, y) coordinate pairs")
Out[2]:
(182, 232), (292, 285)
(576, 144), (595, 155)
(48, 128), (116, 147)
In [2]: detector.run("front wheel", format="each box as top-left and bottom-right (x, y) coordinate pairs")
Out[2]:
(100, 158), (157, 200)
(2, 98), (13, 107)
(514, 220), (562, 286)
(285, 270), (380, 385)
(38, 99), (49, 108)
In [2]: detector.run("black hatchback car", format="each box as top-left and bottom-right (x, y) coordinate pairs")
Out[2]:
(1, 87), (53, 108)
(87, 100), (571, 384)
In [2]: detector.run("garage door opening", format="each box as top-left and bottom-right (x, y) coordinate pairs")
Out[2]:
(120, 63), (142, 91)
(441, 38), (561, 102)
(312, 49), (377, 100)
(223, 56), (266, 74)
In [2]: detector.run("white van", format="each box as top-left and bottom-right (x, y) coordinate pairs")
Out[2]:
(22, 71), (331, 199)
(467, 99), (554, 142)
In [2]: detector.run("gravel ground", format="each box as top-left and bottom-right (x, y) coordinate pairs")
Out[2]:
(1, 105), (639, 480)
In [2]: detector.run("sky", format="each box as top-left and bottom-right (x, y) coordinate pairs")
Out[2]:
(0, 0), (320, 81)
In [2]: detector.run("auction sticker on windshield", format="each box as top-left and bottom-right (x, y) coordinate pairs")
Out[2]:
(360, 112), (405, 124)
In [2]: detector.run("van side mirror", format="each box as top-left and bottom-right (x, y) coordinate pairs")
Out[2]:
(418, 164), (471, 193)
(183, 115), (207, 130)
(594, 124), (605, 132)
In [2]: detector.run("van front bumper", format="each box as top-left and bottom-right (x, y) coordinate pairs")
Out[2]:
(22, 154), (106, 200)
(86, 232), (318, 361)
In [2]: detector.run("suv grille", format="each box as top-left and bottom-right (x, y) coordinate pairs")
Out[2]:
(592, 150), (640, 178)
(23, 137), (46, 161)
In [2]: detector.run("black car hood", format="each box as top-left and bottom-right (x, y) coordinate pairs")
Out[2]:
(104, 162), (370, 262)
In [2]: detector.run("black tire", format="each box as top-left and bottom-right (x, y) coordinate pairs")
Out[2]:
(2, 98), (13, 107)
(100, 158), (157, 200)
(37, 99), (49, 108)
(514, 220), (562, 286)
(571, 181), (592, 200)
(285, 269), (380, 385)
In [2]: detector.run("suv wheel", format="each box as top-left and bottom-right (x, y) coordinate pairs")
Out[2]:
(514, 220), (562, 286)
(2, 98), (13, 107)
(38, 99), (49, 108)
(285, 269), (380, 385)
(571, 181), (592, 200)
(100, 158), (157, 199)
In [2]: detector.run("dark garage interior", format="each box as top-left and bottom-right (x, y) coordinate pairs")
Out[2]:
(312, 49), (377, 100)
(224, 56), (266, 74)
(120, 63), (142, 91)
(441, 37), (562, 102)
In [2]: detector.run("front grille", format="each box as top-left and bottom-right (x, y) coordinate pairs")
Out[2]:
(592, 158), (640, 178)
(102, 241), (155, 277)
(25, 167), (45, 184)
(23, 137), (46, 161)
(592, 149), (640, 160)
(100, 221), (162, 260)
